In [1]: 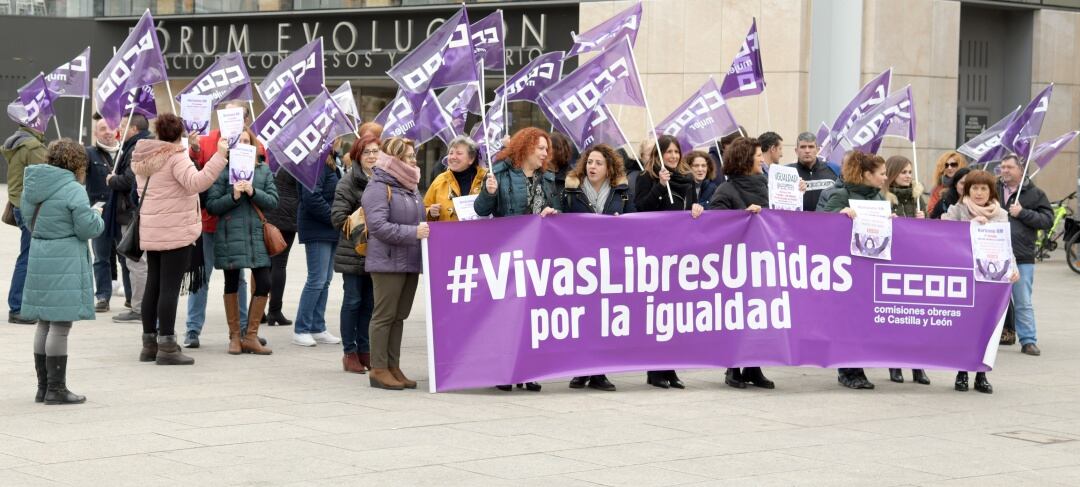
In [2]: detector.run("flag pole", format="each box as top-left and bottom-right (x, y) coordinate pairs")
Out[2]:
(714, 140), (725, 168)
(114, 102), (138, 170)
(53, 114), (62, 140)
(762, 89), (774, 132)
(911, 140), (922, 213)
(625, 40), (671, 204)
(77, 97), (86, 144)
(612, 114), (643, 171)
(163, 81), (178, 114)
(476, 59), (494, 171)
(1015, 141), (1037, 201)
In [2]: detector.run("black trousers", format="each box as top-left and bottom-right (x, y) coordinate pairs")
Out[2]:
(141, 246), (192, 336)
(225, 267), (272, 296)
(268, 230), (296, 313)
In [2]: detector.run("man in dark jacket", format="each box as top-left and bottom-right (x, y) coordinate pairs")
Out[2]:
(998, 155), (1053, 357)
(786, 131), (839, 211)
(85, 113), (119, 312)
(106, 113), (151, 323)
(1, 118), (47, 324)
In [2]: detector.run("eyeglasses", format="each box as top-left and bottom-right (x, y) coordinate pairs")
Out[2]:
(362, 150), (379, 156)
(944, 161), (959, 168)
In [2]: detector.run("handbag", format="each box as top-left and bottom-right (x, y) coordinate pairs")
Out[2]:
(342, 185), (391, 256)
(2, 202), (15, 226)
(252, 205), (287, 257)
(117, 176), (149, 262)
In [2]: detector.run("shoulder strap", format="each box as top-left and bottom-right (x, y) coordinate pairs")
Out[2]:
(30, 203), (42, 234)
(135, 175), (151, 209)
(253, 204), (268, 224)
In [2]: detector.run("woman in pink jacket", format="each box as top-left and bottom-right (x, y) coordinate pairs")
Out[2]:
(130, 114), (227, 366)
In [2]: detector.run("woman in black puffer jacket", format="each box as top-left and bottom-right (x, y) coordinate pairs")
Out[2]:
(264, 167), (299, 327)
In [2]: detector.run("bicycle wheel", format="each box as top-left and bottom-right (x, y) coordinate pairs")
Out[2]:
(1067, 230), (1080, 275)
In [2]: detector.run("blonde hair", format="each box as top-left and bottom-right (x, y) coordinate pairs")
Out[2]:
(381, 137), (415, 160)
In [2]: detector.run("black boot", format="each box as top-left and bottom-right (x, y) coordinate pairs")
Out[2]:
(666, 370), (685, 389)
(265, 309), (293, 327)
(44, 356), (85, 405)
(34, 353), (46, 403)
(139, 333), (157, 362)
(741, 367), (775, 389)
(523, 382), (542, 392)
(569, 376), (588, 389)
(495, 385), (512, 391)
(974, 372), (992, 394)
(725, 368), (747, 389)
(889, 368), (904, 383)
(588, 375), (616, 391)
(646, 371), (669, 389)
(912, 369), (930, 385)
(954, 372), (969, 392)
(155, 335), (194, 365)
(855, 369), (875, 389)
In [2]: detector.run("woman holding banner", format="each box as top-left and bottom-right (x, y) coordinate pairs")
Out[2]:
(821, 150), (888, 390)
(131, 114), (227, 366)
(562, 144), (635, 392)
(942, 169), (1017, 394)
(364, 137), (427, 390)
(634, 134), (699, 390)
(205, 129), (278, 356)
(707, 137), (776, 390)
(927, 151), (968, 215)
(424, 136), (487, 222)
(882, 155), (931, 385)
(475, 127), (561, 392)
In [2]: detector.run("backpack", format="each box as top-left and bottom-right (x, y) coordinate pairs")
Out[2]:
(343, 185), (391, 256)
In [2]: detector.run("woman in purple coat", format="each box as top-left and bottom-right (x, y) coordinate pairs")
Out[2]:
(362, 137), (428, 391)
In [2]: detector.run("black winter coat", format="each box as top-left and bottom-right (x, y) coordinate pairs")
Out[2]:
(267, 169), (299, 232)
(787, 159), (839, 212)
(562, 175), (635, 215)
(999, 179), (1054, 264)
(84, 144), (114, 204)
(634, 170), (694, 212)
(105, 130), (151, 227)
(708, 174), (769, 210)
(331, 164), (368, 275)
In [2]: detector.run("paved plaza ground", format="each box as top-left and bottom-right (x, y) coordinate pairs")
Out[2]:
(0, 198), (1078, 486)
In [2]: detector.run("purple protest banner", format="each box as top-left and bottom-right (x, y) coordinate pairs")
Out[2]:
(1002, 84), (1053, 159)
(841, 85), (915, 153)
(495, 51), (565, 104)
(957, 107), (1020, 164)
(439, 83), (481, 136)
(820, 69), (892, 161)
(1030, 131), (1079, 170)
(567, 1), (643, 57)
(720, 19), (766, 99)
(471, 10), (505, 71)
(46, 47), (90, 98)
(538, 38), (647, 147)
(251, 78), (307, 174)
(331, 81), (360, 122)
(655, 78), (740, 153)
(100, 85), (157, 128)
(423, 210), (1012, 392)
(94, 10), (168, 124)
(176, 52), (253, 106)
(388, 9), (478, 94)
(378, 89), (455, 145)
(265, 89), (353, 191)
(258, 38), (324, 102)
(16, 74), (57, 133)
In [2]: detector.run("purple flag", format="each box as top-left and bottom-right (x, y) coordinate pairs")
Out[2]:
(15, 74), (57, 132)
(815, 121), (830, 148)
(471, 10), (505, 71)
(266, 89), (354, 191)
(841, 85), (916, 153)
(100, 85), (157, 128)
(655, 78), (740, 153)
(576, 104), (629, 152)
(388, 9), (478, 94)
(538, 38), (647, 147)
(176, 52), (253, 106)
(258, 38), (325, 103)
(377, 90), (455, 146)
(252, 78), (307, 174)
(94, 10), (168, 122)
(957, 108), (1020, 164)
(1002, 84), (1053, 158)
(471, 94), (508, 160)
(1030, 131), (1079, 170)
(424, 210), (1012, 392)
(495, 51), (565, 104)
(567, 2), (643, 57)
(820, 68), (892, 161)
(331, 81), (360, 121)
(720, 19), (766, 99)
(46, 47), (90, 99)
(439, 83), (481, 137)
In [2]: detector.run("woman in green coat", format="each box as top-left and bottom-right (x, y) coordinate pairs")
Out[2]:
(22, 139), (105, 405)
(821, 150), (888, 391)
(206, 129), (279, 356)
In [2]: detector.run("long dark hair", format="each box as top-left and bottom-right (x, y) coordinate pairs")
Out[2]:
(942, 166), (972, 207)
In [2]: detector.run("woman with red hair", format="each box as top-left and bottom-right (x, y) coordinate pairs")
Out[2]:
(474, 127), (562, 392)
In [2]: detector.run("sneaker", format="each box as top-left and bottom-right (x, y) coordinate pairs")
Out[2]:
(292, 333), (316, 347)
(184, 331), (200, 349)
(95, 299), (110, 312)
(113, 310), (141, 322)
(8, 312), (36, 325)
(311, 331), (342, 344)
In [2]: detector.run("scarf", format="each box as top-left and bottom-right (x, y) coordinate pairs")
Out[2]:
(96, 139), (120, 156)
(451, 163), (478, 197)
(375, 152), (420, 191)
(962, 196), (1000, 220)
(581, 179), (611, 214)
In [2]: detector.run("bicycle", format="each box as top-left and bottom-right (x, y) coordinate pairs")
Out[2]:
(1035, 191), (1076, 261)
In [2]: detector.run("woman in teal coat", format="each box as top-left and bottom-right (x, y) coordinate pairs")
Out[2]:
(206, 129), (279, 356)
(21, 139), (104, 405)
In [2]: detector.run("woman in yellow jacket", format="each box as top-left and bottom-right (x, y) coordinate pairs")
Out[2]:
(424, 136), (488, 222)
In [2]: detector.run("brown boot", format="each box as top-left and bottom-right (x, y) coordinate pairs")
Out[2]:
(389, 367), (417, 389)
(224, 293), (242, 355)
(342, 352), (366, 374)
(357, 352), (371, 371)
(241, 295), (272, 355)
(369, 368), (404, 390)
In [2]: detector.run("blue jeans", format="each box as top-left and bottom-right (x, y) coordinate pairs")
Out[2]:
(1012, 263), (1037, 345)
(294, 241), (336, 334)
(341, 273), (374, 354)
(185, 232), (247, 336)
(91, 230), (113, 301)
(9, 206), (31, 314)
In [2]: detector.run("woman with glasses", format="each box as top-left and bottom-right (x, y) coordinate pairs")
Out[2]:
(927, 151), (968, 216)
